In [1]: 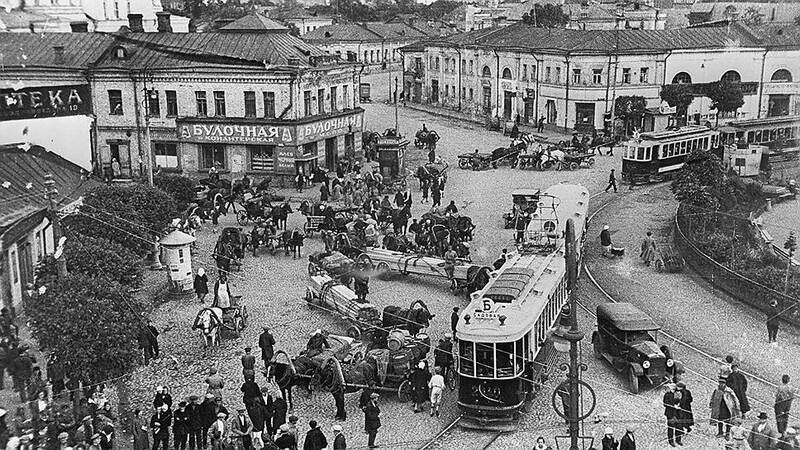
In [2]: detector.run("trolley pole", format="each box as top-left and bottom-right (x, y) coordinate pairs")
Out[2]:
(44, 173), (68, 279)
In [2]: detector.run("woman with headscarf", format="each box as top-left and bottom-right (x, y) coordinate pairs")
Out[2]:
(213, 273), (232, 309)
(194, 268), (209, 303)
(640, 231), (657, 266)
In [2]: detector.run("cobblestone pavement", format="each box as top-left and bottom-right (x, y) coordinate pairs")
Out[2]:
(584, 182), (800, 449)
(126, 103), (721, 449)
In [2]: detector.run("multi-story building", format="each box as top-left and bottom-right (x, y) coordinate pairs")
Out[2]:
(267, 7), (334, 35)
(689, 1), (800, 25)
(0, 20), (364, 185)
(401, 21), (800, 131)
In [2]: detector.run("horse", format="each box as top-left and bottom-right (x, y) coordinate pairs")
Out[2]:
(538, 148), (565, 170)
(453, 266), (492, 296)
(382, 300), (435, 336)
(414, 130), (440, 150)
(266, 351), (314, 410)
(192, 308), (222, 350)
(383, 232), (416, 253)
(450, 215), (476, 242)
(281, 229), (305, 258)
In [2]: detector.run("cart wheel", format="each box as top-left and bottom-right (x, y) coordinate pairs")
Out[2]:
(458, 158), (469, 169)
(655, 260), (665, 273)
(569, 161), (579, 171)
(628, 366), (640, 394)
(236, 211), (249, 226)
(445, 367), (457, 391)
(588, 157), (596, 166)
(356, 253), (374, 270)
(398, 380), (413, 402)
(346, 326), (362, 340)
(376, 262), (391, 280)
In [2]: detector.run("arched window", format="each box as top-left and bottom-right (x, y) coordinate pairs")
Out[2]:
(771, 69), (793, 82)
(721, 70), (741, 83)
(482, 66), (491, 78)
(502, 68), (513, 79)
(672, 72), (691, 84)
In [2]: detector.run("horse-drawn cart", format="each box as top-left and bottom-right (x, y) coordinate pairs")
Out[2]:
(305, 273), (382, 340)
(307, 251), (359, 284)
(562, 149), (597, 170)
(192, 297), (249, 346)
(458, 152), (493, 170)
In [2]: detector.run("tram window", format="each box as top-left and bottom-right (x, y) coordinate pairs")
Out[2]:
(496, 342), (515, 377)
(779, 128), (786, 138)
(516, 338), (524, 370)
(702, 137), (708, 149)
(747, 131), (755, 143)
(652, 145), (660, 159)
(755, 130), (762, 142)
(636, 147), (645, 160)
(681, 141), (687, 154)
(645, 147), (651, 160)
(692, 139), (698, 151)
(459, 341), (474, 376)
(771, 129), (778, 142)
(476, 343), (494, 377)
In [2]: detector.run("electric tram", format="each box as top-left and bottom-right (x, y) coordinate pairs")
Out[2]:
(620, 126), (719, 183)
(720, 115), (800, 167)
(454, 183), (589, 429)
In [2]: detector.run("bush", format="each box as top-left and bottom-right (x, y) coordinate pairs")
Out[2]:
(155, 174), (196, 211)
(37, 233), (143, 287)
(63, 184), (178, 256)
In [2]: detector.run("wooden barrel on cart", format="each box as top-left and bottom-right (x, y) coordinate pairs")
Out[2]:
(387, 329), (407, 351)
(388, 348), (413, 375)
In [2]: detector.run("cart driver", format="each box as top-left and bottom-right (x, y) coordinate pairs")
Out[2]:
(306, 329), (331, 358)
(443, 246), (458, 280)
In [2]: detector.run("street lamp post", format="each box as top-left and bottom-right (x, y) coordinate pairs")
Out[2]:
(608, 11), (623, 137)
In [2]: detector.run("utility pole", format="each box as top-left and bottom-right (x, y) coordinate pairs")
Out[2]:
(394, 77), (400, 135)
(43, 174), (68, 279)
(142, 71), (155, 187)
(609, 11), (623, 137)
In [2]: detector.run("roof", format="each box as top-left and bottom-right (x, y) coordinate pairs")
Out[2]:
(0, 143), (93, 230)
(268, 7), (313, 20)
(0, 33), (115, 69)
(303, 22), (429, 42)
(219, 13), (287, 32)
(160, 229), (196, 246)
(596, 303), (660, 331)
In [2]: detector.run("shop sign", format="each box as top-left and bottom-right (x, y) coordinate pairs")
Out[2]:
(275, 148), (295, 174)
(296, 112), (364, 145)
(179, 123), (294, 145)
(0, 84), (91, 121)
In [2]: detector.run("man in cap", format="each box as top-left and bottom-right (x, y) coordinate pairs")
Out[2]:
(274, 424), (295, 450)
(332, 424), (345, 450)
(200, 393), (218, 448)
(364, 393), (381, 449)
(173, 401), (189, 450)
(710, 376), (740, 439)
(767, 300), (781, 343)
(748, 411), (778, 450)
(57, 431), (70, 450)
(153, 386), (173, 410)
(663, 383), (679, 446)
(601, 427), (617, 450)
(600, 225), (612, 257)
(619, 425), (636, 450)
(230, 408), (252, 450)
(241, 347), (256, 380)
(604, 168), (617, 193)
(286, 415), (299, 442)
(205, 368), (225, 403)
(451, 308), (459, 338)
(150, 403), (172, 450)
(730, 417), (747, 448)
(306, 330), (330, 358)
(726, 360), (749, 418)
(428, 367), (445, 417)
(258, 327), (276, 369)
(303, 420), (327, 450)
(775, 374), (795, 434)
(186, 395), (203, 450)
(674, 381), (694, 446)
(208, 412), (229, 450)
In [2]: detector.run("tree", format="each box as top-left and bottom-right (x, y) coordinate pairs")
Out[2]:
(26, 273), (145, 384)
(37, 232), (144, 287)
(154, 174), (196, 211)
(522, 4), (569, 28)
(660, 84), (694, 126)
(741, 6), (764, 25)
(706, 80), (745, 125)
(671, 150), (734, 211)
(613, 95), (647, 135)
(62, 184), (177, 256)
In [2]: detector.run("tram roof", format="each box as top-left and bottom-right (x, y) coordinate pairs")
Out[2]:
(727, 115), (800, 128)
(640, 126), (715, 140)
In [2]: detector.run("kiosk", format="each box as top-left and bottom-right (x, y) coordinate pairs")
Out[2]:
(376, 135), (409, 179)
(159, 230), (197, 296)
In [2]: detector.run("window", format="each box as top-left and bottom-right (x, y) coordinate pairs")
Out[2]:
(303, 141), (317, 156)
(545, 67), (551, 82)
(444, 84), (448, 97)
(213, 91), (226, 116)
(153, 142), (178, 169)
(248, 145), (274, 171)
(572, 69), (581, 84)
(108, 90), (122, 115)
(195, 91), (207, 116)
(593, 69), (602, 84)
(672, 72), (692, 84)
(244, 91), (256, 118)
(330, 86), (338, 111)
(263, 92), (275, 118)
(200, 144), (225, 169)
(771, 69), (793, 82)
(462, 87), (466, 99)
(304, 90), (312, 116)
(165, 90), (177, 117)
(364, 51), (368, 62)
(482, 66), (491, 77)
(555, 67), (561, 83)
(640, 67), (649, 83)
(469, 60), (474, 74)
(721, 70), (741, 83)
(147, 90), (159, 117)
(435, 57), (440, 70)
(502, 67), (512, 79)
(317, 88), (325, 114)
(522, 64), (528, 81)
(343, 85), (349, 109)
(622, 68), (631, 84)
(469, 88), (473, 100)
(462, 60), (466, 74)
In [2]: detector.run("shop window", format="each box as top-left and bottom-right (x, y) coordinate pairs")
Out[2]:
(165, 90), (178, 117)
(108, 90), (123, 115)
(330, 86), (338, 111)
(147, 90), (160, 117)
(154, 142), (178, 169)
(304, 91), (312, 116)
(195, 91), (207, 117)
(672, 72), (692, 84)
(200, 144), (225, 169)
(771, 69), (793, 82)
(213, 91), (226, 116)
(244, 91), (256, 118)
(248, 145), (274, 171)
(303, 141), (317, 156)
(593, 69), (602, 84)
(344, 133), (354, 153)
(721, 70), (741, 83)
(263, 92), (276, 118)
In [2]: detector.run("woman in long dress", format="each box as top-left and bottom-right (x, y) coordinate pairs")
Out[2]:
(132, 409), (149, 450)
(640, 231), (657, 266)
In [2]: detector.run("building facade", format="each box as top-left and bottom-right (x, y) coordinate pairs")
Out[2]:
(401, 22), (800, 131)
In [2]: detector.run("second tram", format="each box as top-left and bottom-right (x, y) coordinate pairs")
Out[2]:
(455, 183), (589, 429)
(620, 126), (719, 183)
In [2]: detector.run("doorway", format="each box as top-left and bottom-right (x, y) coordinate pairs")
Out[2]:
(575, 103), (596, 131)
(325, 137), (338, 170)
(482, 86), (492, 114)
(413, 82), (422, 103)
(16, 241), (33, 291)
(503, 91), (513, 120)
(524, 91), (535, 123)
(545, 100), (557, 124)
(431, 80), (439, 103)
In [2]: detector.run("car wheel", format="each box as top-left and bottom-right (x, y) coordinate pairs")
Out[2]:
(628, 366), (640, 394)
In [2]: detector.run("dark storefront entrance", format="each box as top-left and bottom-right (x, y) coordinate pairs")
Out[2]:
(575, 103), (596, 132)
(768, 94), (791, 117)
(325, 137), (337, 170)
(431, 80), (439, 103)
(503, 91), (513, 120)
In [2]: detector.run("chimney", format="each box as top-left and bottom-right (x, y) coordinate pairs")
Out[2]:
(70, 21), (88, 32)
(156, 12), (172, 32)
(53, 46), (65, 65)
(128, 13), (144, 32)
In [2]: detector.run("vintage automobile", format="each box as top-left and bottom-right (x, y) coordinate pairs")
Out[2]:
(591, 303), (680, 393)
(502, 189), (540, 229)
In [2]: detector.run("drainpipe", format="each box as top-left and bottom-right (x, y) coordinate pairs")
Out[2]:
(130, 71), (144, 176)
(85, 72), (99, 175)
(456, 46), (462, 111)
(494, 48), (500, 118)
(532, 53), (541, 124)
(278, 73), (296, 119)
(564, 55), (570, 131)
(757, 49), (768, 119)
(605, 51), (612, 117)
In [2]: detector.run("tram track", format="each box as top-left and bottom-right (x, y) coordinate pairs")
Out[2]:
(417, 415), (504, 450)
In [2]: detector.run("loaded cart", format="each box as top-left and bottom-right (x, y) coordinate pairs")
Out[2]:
(305, 272), (382, 340)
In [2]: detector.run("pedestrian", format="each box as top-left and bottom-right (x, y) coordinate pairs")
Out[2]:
(242, 347), (256, 380)
(46, 354), (65, 395)
(749, 411), (778, 450)
(258, 327), (276, 370)
(443, 246), (458, 282)
(271, 397), (287, 437)
(663, 383), (679, 447)
(431, 181), (442, 208)
(153, 385), (173, 410)
(332, 424), (345, 450)
(410, 361), (429, 413)
(173, 401), (189, 450)
(231, 408), (253, 450)
(775, 374), (795, 434)
(727, 361), (750, 418)
(295, 172), (305, 193)
(186, 395), (203, 450)
(730, 417), (748, 449)
(639, 231), (657, 266)
(359, 381), (376, 429)
(205, 368), (225, 403)
(778, 428), (800, 450)
(537, 116), (545, 133)
(209, 412), (229, 450)
(364, 393), (380, 449)
(319, 183), (329, 203)
(601, 427), (618, 450)
(132, 409), (150, 450)
(605, 169), (617, 193)
(302, 421), (327, 450)
(139, 324), (156, 365)
(532, 436), (552, 450)
(428, 366), (445, 417)
(150, 404), (171, 450)
(200, 394), (218, 448)
(600, 225), (612, 257)
(194, 268), (209, 303)
(674, 381), (694, 445)
(710, 375), (740, 439)
(767, 300), (781, 343)
(213, 273), (232, 309)
(421, 179), (430, 204)
(274, 425), (295, 450)
(353, 270), (369, 303)
(451, 307), (459, 338)
(619, 426), (636, 450)
(514, 212), (529, 244)
(444, 201), (458, 215)
(332, 385), (346, 421)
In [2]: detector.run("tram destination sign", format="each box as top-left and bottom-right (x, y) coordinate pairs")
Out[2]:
(0, 84), (91, 121)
